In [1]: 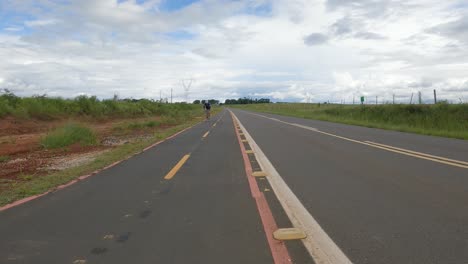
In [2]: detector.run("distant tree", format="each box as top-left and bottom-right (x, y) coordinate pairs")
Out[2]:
(224, 97), (270, 104)
(193, 99), (201, 104)
(208, 99), (219, 105)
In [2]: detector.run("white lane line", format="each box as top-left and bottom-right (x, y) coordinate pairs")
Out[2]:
(291, 123), (319, 132)
(231, 112), (353, 264)
(245, 112), (468, 169)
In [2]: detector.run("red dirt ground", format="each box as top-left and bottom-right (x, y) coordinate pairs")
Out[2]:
(0, 116), (165, 187)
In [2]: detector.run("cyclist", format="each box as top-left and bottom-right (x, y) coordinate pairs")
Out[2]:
(203, 101), (211, 120)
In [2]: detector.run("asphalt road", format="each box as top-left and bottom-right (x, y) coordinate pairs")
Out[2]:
(1, 108), (467, 264)
(0, 109), (310, 264)
(231, 109), (468, 264)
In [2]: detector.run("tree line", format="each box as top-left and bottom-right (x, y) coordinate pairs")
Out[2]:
(192, 99), (220, 105)
(224, 98), (270, 104)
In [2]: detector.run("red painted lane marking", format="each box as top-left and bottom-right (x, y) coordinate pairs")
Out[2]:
(231, 113), (292, 264)
(0, 123), (200, 212)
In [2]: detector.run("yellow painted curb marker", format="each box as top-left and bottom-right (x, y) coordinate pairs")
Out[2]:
(252, 171), (267, 177)
(164, 154), (190, 180)
(273, 228), (307, 240)
(245, 150), (254, 154)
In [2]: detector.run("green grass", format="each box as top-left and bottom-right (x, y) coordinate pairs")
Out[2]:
(232, 103), (468, 140)
(0, 90), (202, 120)
(0, 115), (208, 206)
(113, 120), (162, 133)
(41, 123), (98, 149)
(0, 156), (10, 163)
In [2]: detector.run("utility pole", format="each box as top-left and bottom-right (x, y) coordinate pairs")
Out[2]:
(433, 89), (437, 104)
(393, 94), (395, 104)
(181, 78), (193, 103)
(353, 95), (355, 105)
(171, 88), (173, 104)
(418, 91), (422, 104)
(410, 93), (414, 104)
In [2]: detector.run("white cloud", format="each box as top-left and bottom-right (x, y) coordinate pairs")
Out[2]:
(25, 19), (58, 27)
(0, 0), (467, 103)
(4, 27), (23, 32)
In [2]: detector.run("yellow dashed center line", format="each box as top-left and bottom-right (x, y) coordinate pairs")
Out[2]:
(316, 130), (468, 169)
(249, 113), (468, 169)
(164, 154), (190, 180)
(365, 141), (468, 166)
(363, 141), (468, 169)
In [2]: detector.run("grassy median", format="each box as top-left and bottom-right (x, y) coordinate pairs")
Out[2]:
(231, 103), (468, 140)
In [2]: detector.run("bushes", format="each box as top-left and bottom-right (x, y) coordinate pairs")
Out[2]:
(0, 92), (202, 120)
(41, 123), (98, 149)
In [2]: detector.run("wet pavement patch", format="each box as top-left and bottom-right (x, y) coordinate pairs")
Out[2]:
(139, 210), (152, 218)
(91, 247), (108, 255)
(116, 232), (131, 243)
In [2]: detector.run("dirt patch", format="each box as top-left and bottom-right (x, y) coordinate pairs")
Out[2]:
(0, 116), (69, 137)
(101, 134), (154, 146)
(43, 149), (110, 171)
(0, 146), (107, 180)
(0, 133), (42, 156)
(0, 115), (165, 190)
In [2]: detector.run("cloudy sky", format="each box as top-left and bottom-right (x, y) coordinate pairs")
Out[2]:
(1, 0), (468, 103)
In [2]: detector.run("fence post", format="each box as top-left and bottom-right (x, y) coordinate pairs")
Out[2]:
(433, 89), (437, 104)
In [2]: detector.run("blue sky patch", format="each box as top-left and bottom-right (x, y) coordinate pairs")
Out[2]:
(165, 30), (196, 40)
(0, 12), (34, 35)
(245, 2), (272, 17)
(159, 0), (200, 12)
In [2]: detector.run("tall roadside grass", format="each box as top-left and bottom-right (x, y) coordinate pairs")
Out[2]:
(233, 103), (468, 140)
(0, 91), (201, 120)
(41, 123), (97, 149)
